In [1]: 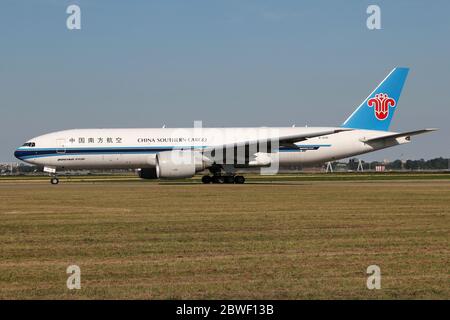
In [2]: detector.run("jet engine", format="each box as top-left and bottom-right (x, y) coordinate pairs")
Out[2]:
(138, 167), (158, 179)
(156, 150), (206, 179)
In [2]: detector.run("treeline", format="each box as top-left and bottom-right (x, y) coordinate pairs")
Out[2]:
(347, 157), (450, 171)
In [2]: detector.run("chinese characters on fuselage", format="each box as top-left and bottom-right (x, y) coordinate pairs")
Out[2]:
(69, 137), (123, 144)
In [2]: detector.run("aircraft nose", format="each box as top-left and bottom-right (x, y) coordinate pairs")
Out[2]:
(14, 149), (22, 160)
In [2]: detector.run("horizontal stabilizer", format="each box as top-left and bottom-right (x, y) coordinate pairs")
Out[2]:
(360, 128), (437, 143)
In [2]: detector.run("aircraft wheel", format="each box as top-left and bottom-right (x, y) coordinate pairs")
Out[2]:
(212, 176), (224, 184)
(224, 176), (235, 184)
(201, 175), (212, 184)
(234, 175), (245, 184)
(50, 177), (59, 185)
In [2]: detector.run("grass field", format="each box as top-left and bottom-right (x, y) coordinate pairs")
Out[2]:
(1, 171), (450, 183)
(0, 175), (449, 299)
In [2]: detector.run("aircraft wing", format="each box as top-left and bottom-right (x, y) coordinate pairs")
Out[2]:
(360, 128), (437, 143)
(202, 128), (350, 153)
(278, 129), (350, 148)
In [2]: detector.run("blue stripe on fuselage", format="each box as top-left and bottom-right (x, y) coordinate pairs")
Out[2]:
(15, 147), (179, 160)
(15, 144), (332, 160)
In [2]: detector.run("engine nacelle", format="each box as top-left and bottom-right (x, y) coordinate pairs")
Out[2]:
(138, 167), (158, 179)
(156, 150), (205, 179)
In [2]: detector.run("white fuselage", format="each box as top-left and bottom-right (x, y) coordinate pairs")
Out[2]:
(15, 127), (408, 170)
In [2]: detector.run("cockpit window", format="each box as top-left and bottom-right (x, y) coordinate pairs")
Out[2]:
(22, 142), (36, 147)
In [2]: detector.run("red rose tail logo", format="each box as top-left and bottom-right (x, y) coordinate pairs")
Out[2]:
(367, 93), (396, 121)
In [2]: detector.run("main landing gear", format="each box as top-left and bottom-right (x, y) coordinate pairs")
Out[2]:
(50, 177), (59, 185)
(201, 175), (246, 184)
(201, 164), (246, 184)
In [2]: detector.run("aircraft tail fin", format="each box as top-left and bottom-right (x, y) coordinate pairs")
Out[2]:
(341, 67), (409, 131)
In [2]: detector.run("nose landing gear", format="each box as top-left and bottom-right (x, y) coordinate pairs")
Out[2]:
(43, 167), (59, 185)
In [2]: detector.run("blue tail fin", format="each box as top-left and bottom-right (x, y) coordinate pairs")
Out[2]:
(341, 67), (409, 131)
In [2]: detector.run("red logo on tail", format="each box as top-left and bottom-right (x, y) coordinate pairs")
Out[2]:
(367, 93), (396, 121)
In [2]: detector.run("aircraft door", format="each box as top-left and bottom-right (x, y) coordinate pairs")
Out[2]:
(56, 139), (66, 154)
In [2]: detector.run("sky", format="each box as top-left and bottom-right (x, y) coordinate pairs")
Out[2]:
(0, 0), (449, 162)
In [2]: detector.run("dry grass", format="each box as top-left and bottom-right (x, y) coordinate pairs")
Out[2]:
(0, 179), (449, 299)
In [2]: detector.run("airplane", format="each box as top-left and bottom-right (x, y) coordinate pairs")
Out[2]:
(14, 67), (436, 184)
